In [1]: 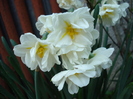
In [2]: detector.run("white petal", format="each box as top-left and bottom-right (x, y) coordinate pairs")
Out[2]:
(61, 55), (74, 69)
(101, 59), (112, 69)
(120, 3), (129, 17)
(83, 70), (96, 78)
(51, 71), (68, 90)
(75, 34), (92, 46)
(57, 45), (77, 55)
(74, 64), (95, 70)
(72, 19), (89, 29)
(40, 51), (50, 71)
(25, 53), (37, 70)
(91, 29), (99, 40)
(89, 55), (109, 66)
(36, 21), (43, 31)
(58, 77), (66, 91)
(67, 80), (79, 94)
(95, 66), (102, 77)
(13, 45), (29, 57)
(93, 47), (114, 57)
(56, 34), (72, 47)
(20, 33), (37, 45)
(68, 74), (89, 87)
(51, 71), (68, 83)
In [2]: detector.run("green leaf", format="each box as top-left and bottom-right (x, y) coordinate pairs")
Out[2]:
(114, 22), (133, 98)
(118, 82), (133, 99)
(0, 64), (26, 99)
(93, 4), (99, 28)
(41, 32), (49, 40)
(98, 23), (103, 47)
(1, 37), (24, 78)
(34, 69), (40, 99)
(97, 0), (102, 4)
(0, 60), (21, 84)
(0, 85), (15, 99)
(7, 56), (35, 98)
(68, 8), (74, 12)
(115, 56), (133, 98)
(10, 39), (17, 46)
(87, 72), (107, 99)
(0, 60), (35, 99)
(103, 28), (108, 47)
(7, 56), (25, 80)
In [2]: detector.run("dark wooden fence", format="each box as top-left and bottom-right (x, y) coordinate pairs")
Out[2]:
(0, 0), (61, 86)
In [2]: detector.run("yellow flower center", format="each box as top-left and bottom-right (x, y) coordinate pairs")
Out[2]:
(36, 45), (47, 58)
(26, 47), (32, 49)
(102, 7), (114, 18)
(61, 22), (79, 40)
(102, 12), (114, 18)
(74, 73), (79, 76)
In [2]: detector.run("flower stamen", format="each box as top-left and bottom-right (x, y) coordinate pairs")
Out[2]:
(36, 45), (47, 58)
(61, 22), (79, 40)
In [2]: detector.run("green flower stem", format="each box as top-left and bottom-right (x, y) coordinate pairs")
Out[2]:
(103, 30), (108, 47)
(34, 67), (40, 99)
(102, 26), (119, 48)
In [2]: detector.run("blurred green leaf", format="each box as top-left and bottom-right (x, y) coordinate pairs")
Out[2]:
(98, 22), (103, 47)
(1, 37), (24, 78)
(10, 39), (17, 46)
(0, 60), (35, 99)
(118, 82), (133, 99)
(93, 4), (99, 28)
(0, 85), (15, 99)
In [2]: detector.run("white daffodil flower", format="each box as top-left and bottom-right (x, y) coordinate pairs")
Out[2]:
(13, 33), (60, 71)
(99, 0), (129, 26)
(58, 45), (91, 69)
(56, 0), (86, 10)
(87, 47), (114, 77)
(46, 7), (99, 48)
(51, 64), (96, 94)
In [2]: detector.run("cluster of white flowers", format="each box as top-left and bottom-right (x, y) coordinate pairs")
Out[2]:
(13, 0), (130, 94)
(13, 7), (114, 94)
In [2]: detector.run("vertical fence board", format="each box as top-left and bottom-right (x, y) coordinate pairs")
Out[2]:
(14, 0), (33, 33)
(31, 0), (45, 18)
(49, 0), (61, 13)
(1, 0), (19, 43)
(25, 0), (40, 37)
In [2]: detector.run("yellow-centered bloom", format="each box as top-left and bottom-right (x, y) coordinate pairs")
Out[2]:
(99, 0), (129, 26)
(13, 33), (60, 71)
(46, 7), (99, 48)
(36, 45), (47, 58)
(51, 64), (96, 94)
